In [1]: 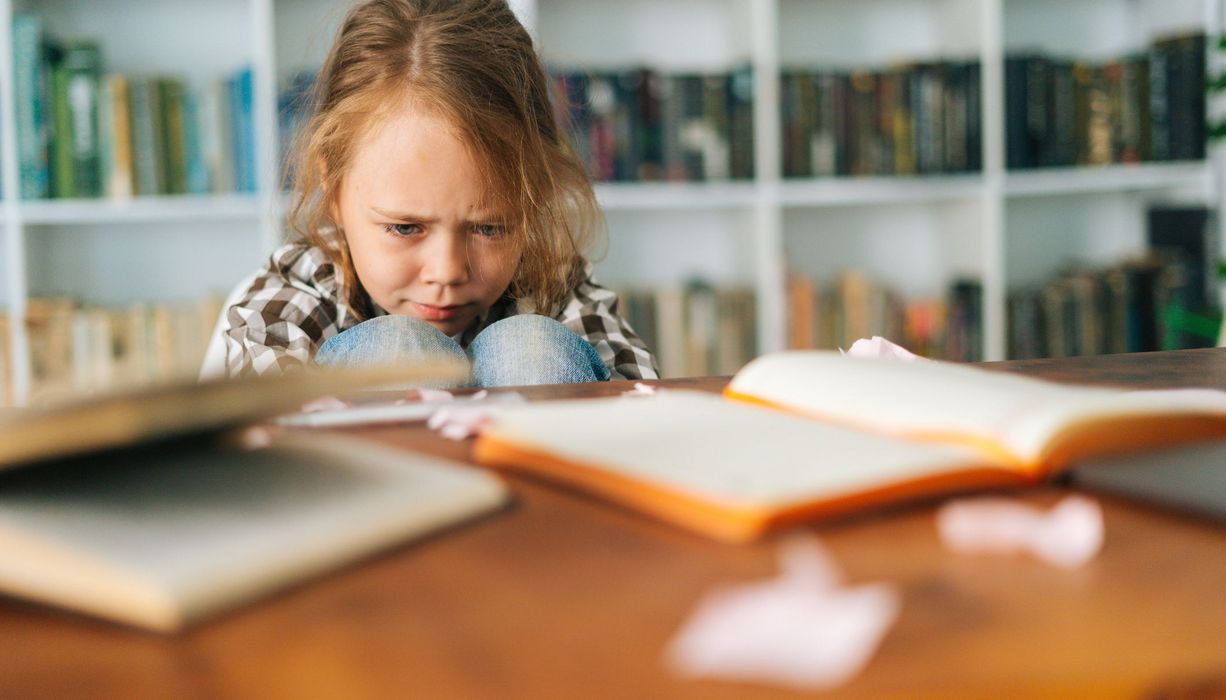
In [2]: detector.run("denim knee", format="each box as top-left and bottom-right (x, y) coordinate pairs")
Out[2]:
(468, 314), (610, 386)
(314, 315), (468, 384)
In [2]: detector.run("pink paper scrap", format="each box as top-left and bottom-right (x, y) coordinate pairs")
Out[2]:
(665, 538), (900, 691)
(299, 395), (351, 413)
(937, 495), (1104, 568)
(843, 336), (926, 362)
(406, 388), (456, 403)
(426, 391), (526, 440)
(622, 382), (658, 397)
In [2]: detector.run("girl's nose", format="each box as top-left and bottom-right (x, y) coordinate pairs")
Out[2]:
(419, 230), (469, 286)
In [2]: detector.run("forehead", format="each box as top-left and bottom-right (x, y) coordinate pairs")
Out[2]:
(345, 102), (503, 213)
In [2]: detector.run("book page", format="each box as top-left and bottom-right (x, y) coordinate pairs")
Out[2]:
(482, 391), (998, 512)
(727, 352), (1226, 466)
(0, 433), (507, 631)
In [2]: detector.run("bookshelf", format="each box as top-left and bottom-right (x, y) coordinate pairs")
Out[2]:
(0, 0), (1218, 404)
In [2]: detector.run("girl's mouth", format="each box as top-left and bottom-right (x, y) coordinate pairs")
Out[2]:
(412, 302), (466, 321)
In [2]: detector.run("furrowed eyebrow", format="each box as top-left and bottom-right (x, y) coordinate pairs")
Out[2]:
(368, 206), (505, 225)
(369, 206), (436, 222)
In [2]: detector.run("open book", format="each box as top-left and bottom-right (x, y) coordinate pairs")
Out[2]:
(0, 360), (509, 631)
(473, 351), (1226, 542)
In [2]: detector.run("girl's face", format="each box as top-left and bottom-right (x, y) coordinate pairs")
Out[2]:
(335, 105), (523, 336)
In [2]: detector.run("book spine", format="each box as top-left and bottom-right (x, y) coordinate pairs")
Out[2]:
(813, 71), (838, 177)
(64, 41), (103, 198)
(201, 78), (233, 193)
(230, 67), (256, 193)
(49, 47), (73, 199)
(1148, 41), (1171, 161)
(128, 78), (162, 196)
(701, 73), (730, 181)
(160, 78), (188, 195)
(965, 61), (982, 172)
(100, 74), (135, 199)
(728, 66), (754, 180)
(12, 13), (50, 199)
(183, 91), (210, 195)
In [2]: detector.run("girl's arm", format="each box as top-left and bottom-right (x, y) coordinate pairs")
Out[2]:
(556, 271), (661, 381)
(220, 244), (347, 377)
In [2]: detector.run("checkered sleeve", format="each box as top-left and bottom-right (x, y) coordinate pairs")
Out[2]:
(555, 269), (660, 380)
(222, 244), (344, 377)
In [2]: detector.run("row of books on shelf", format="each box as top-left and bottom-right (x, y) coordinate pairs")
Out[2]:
(0, 295), (223, 408)
(1007, 257), (1216, 360)
(786, 272), (983, 362)
(1005, 32), (1206, 169)
(550, 67), (756, 183)
(615, 283), (757, 379)
(1009, 206), (1221, 358)
(12, 13), (256, 201)
(782, 60), (982, 179)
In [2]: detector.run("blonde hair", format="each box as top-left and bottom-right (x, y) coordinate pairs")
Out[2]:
(286, 0), (601, 317)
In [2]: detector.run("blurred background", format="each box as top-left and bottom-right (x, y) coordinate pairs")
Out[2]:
(1, 0), (1222, 406)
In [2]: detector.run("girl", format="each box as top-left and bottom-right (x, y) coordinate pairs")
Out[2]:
(221, 0), (659, 385)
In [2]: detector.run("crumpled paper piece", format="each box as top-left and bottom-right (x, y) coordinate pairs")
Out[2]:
(843, 336), (926, 362)
(407, 388), (457, 403)
(299, 395), (351, 413)
(427, 391), (525, 440)
(622, 382), (658, 397)
(937, 495), (1104, 568)
(665, 539), (900, 691)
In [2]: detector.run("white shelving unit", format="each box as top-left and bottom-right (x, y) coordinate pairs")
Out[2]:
(0, 0), (1219, 403)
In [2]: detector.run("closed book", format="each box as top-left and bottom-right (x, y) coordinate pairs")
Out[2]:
(229, 67), (256, 193)
(128, 77), (165, 196)
(48, 45), (73, 199)
(813, 71), (839, 177)
(964, 61), (982, 172)
(653, 286), (686, 379)
(700, 73), (731, 181)
(63, 41), (103, 198)
(0, 362), (502, 632)
(474, 352), (1226, 542)
(675, 74), (706, 181)
(201, 78), (234, 193)
(99, 74), (134, 199)
(12, 13), (50, 199)
(727, 66), (754, 180)
(1147, 40), (1170, 161)
(159, 78), (188, 195)
(183, 91), (210, 194)
(1004, 55), (1031, 169)
(610, 69), (642, 182)
(782, 70), (812, 178)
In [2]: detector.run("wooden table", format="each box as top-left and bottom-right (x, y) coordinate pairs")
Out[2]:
(4, 349), (1226, 698)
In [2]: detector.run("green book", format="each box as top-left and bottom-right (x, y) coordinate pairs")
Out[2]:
(12, 13), (49, 199)
(48, 45), (73, 199)
(128, 77), (165, 196)
(64, 41), (103, 198)
(159, 78), (187, 195)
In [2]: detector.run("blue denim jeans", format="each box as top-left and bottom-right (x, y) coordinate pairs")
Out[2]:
(314, 314), (611, 387)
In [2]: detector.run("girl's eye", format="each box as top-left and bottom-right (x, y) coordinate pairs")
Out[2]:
(383, 223), (423, 237)
(472, 223), (507, 238)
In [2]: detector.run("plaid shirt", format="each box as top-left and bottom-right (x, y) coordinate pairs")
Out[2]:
(223, 242), (660, 381)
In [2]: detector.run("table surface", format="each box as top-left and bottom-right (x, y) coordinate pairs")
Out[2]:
(4, 349), (1226, 698)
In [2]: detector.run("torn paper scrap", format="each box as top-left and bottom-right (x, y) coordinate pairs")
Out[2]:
(299, 395), (351, 413)
(844, 336), (926, 362)
(408, 388), (456, 403)
(665, 538), (899, 691)
(427, 392), (527, 440)
(622, 382), (658, 397)
(937, 495), (1104, 568)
